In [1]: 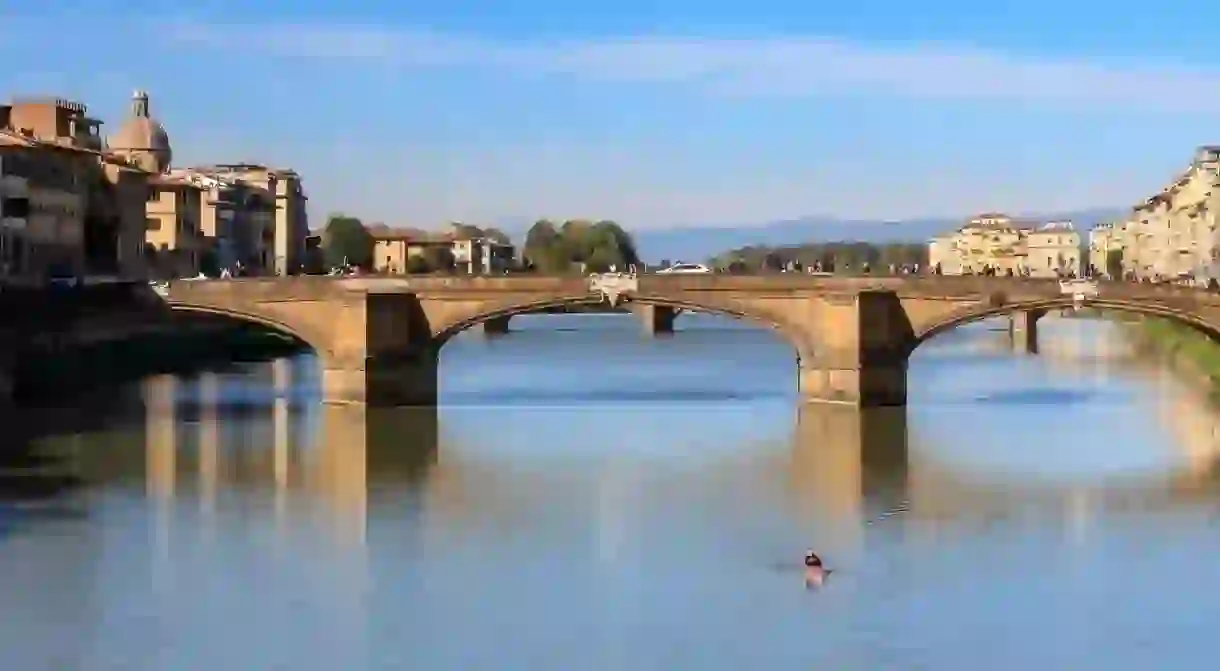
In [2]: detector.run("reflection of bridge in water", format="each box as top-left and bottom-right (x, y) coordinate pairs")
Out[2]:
(972, 317), (1220, 481)
(106, 355), (1220, 555)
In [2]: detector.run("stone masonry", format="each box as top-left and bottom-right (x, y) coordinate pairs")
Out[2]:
(155, 275), (1220, 408)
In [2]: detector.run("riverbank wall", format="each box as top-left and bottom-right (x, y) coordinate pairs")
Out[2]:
(1124, 318), (1220, 400)
(10, 314), (307, 404)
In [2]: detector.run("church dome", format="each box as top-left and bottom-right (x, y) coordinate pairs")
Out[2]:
(108, 90), (172, 173)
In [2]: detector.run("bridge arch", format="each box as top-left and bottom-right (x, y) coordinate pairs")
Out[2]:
(910, 297), (1220, 355)
(431, 293), (817, 358)
(162, 301), (324, 354)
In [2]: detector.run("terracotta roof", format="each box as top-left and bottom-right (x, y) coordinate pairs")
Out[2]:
(149, 174), (202, 188)
(0, 128), (36, 147)
(367, 225), (453, 242)
(0, 128), (150, 178)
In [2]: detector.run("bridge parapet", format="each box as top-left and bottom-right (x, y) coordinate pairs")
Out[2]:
(588, 273), (639, 306)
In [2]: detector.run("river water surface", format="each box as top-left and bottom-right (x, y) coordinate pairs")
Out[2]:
(3, 314), (1220, 670)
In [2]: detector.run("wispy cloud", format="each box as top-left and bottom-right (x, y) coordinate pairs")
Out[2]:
(157, 21), (1220, 109)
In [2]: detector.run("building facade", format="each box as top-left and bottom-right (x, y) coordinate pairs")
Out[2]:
(369, 224), (516, 275)
(165, 164), (309, 275)
(1025, 221), (1082, 278)
(0, 150), (28, 275)
(452, 237), (515, 274)
(105, 90), (310, 278)
(927, 213), (1081, 278)
(1087, 223), (1124, 277)
(144, 173), (204, 278)
(1101, 146), (1220, 282)
(0, 96), (150, 281)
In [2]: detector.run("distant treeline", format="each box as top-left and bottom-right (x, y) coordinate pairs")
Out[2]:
(708, 241), (928, 272)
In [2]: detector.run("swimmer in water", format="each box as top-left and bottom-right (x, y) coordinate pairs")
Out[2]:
(803, 551), (828, 588)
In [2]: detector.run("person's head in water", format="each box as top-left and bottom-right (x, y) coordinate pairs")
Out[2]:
(804, 551), (822, 568)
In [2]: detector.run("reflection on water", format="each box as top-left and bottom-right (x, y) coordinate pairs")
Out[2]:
(3, 314), (1220, 668)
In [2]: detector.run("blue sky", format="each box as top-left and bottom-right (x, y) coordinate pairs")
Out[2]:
(5, 2), (1220, 229)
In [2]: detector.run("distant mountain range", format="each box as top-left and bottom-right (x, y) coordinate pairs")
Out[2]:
(625, 208), (1126, 264)
(472, 208), (1124, 263)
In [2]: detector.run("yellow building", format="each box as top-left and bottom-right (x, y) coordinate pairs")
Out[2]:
(144, 173), (203, 278)
(0, 96), (150, 280)
(175, 164), (309, 275)
(928, 213), (1029, 275)
(368, 224), (516, 275)
(369, 226), (455, 274)
(1087, 223), (1124, 277)
(104, 90), (310, 278)
(1116, 146), (1220, 282)
(927, 213), (1081, 277)
(371, 227), (415, 273)
(1025, 221), (1081, 278)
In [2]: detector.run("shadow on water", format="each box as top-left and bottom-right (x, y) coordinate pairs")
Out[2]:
(0, 433), (89, 541)
(973, 389), (1097, 406)
(0, 385), (148, 507)
(0, 454), (83, 502)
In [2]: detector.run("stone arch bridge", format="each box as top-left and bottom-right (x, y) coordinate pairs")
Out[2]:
(155, 275), (1220, 407)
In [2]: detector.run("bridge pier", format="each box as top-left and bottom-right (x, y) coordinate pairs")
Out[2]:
(482, 315), (511, 336)
(797, 291), (911, 407)
(321, 352), (439, 407)
(636, 304), (676, 336)
(799, 360), (908, 406)
(1008, 309), (1043, 354)
(314, 292), (440, 407)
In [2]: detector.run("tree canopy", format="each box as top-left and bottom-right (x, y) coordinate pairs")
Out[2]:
(709, 241), (928, 273)
(522, 219), (640, 273)
(450, 222), (511, 244)
(321, 213), (374, 269)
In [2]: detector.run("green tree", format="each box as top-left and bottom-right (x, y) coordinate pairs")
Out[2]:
(321, 213), (374, 269)
(450, 223), (486, 240)
(421, 246), (455, 273)
(523, 219), (565, 272)
(522, 218), (640, 273)
(404, 254), (431, 274)
(705, 241), (927, 273)
(198, 248), (221, 277)
(484, 227), (512, 244)
(448, 223), (512, 245)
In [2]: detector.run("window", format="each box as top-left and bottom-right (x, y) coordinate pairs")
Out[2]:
(1, 198), (29, 218)
(145, 218), (161, 231)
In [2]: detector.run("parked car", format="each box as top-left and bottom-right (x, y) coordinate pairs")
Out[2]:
(656, 263), (713, 274)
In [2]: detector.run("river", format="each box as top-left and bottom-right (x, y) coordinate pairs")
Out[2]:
(3, 313), (1220, 670)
